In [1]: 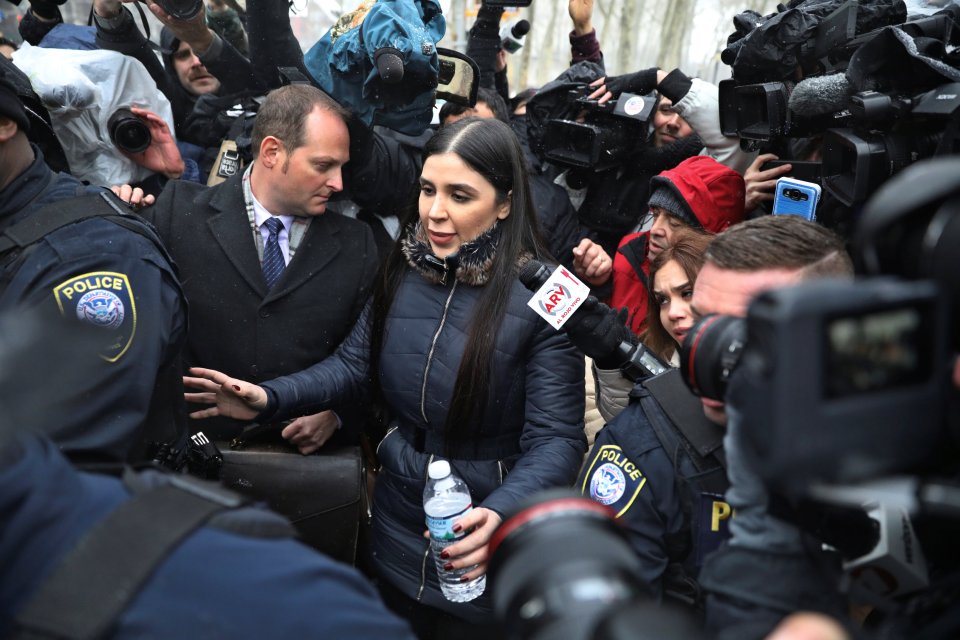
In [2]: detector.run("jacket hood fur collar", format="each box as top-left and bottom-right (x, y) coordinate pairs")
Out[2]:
(401, 221), (499, 286)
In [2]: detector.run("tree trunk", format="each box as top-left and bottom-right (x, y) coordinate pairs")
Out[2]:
(658, 0), (695, 71)
(616, 0), (644, 76)
(535, 0), (559, 85)
(517, 2), (536, 90)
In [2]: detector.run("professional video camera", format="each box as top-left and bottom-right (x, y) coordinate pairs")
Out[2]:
(541, 85), (656, 171)
(821, 82), (960, 205)
(682, 156), (959, 491)
(679, 157), (960, 607)
(718, 0), (960, 205)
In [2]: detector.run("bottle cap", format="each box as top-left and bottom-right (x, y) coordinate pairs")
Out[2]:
(428, 460), (451, 480)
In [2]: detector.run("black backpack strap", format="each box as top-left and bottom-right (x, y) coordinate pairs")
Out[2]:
(13, 474), (243, 640)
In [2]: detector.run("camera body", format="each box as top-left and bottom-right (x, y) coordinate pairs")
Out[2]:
(683, 278), (949, 496)
(542, 87), (655, 170)
(822, 83), (960, 206)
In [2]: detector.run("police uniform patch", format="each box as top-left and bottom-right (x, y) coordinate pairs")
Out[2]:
(580, 444), (647, 517)
(590, 463), (626, 505)
(76, 289), (125, 329)
(54, 271), (137, 362)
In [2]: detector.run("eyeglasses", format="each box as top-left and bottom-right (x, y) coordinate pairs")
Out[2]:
(639, 209), (663, 230)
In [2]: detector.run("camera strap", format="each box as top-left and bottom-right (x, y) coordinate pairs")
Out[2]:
(12, 475), (244, 640)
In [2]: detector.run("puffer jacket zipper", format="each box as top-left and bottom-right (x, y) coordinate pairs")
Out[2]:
(420, 280), (458, 423)
(417, 453), (436, 601)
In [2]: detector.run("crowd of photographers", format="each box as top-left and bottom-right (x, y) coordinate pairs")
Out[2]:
(2, 0), (960, 637)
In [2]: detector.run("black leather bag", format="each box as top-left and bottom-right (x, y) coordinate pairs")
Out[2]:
(218, 434), (367, 566)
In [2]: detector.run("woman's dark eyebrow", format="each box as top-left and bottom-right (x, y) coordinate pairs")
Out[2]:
(653, 280), (691, 296)
(447, 183), (479, 194)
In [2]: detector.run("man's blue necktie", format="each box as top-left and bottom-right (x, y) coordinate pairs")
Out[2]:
(261, 217), (285, 289)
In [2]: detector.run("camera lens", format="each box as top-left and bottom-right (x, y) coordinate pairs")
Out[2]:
(489, 490), (649, 640)
(107, 108), (151, 154)
(156, 0), (202, 21)
(679, 314), (747, 401)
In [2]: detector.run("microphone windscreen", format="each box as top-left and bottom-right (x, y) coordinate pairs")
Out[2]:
(788, 73), (853, 118)
(519, 260), (549, 290)
(511, 20), (530, 38)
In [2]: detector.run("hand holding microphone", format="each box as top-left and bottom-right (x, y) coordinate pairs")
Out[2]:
(519, 260), (668, 380)
(561, 296), (637, 369)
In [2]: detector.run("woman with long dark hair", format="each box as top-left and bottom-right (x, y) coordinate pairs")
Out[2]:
(642, 230), (713, 365)
(184, 117), (586, 637)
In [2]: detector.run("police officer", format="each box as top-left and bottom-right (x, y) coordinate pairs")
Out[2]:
(0, 68), (188, 464)
(577, 367), (730, 610)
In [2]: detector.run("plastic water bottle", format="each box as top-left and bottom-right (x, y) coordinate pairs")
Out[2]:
(423, 460), (486, 602)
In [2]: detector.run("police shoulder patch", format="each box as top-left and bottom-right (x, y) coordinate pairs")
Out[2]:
(53, 271), (137, 362)
(580, 444), (647, 518)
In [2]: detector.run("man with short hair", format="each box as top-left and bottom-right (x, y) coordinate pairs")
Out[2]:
(690, 215), (853, 635)
(691, 215), (853, 424)
(577, 215), (852, 613)
(168, 38), (222, 97)
(143, 84), (378, 452)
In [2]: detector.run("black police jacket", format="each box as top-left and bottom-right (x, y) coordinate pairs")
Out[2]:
(577, 369), (730, 607)
(0, 148), (187, 464)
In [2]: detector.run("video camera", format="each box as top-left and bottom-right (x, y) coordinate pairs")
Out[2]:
(718, 0), (960, 205)
(678, 157), (960, 606)
(822, 82), (960, 205)
(541, 85), (656, 171)
(681, 157), (960, 495)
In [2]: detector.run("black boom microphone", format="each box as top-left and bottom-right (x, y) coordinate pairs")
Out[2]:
(519, 260), (669, 381)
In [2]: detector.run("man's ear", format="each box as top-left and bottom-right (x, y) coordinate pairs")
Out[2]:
(497, 189), (512, 220)
(0, 117), (18, 143)
(259, 136), (284, 169)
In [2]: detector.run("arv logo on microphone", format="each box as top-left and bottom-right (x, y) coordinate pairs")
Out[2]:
(526, 265), (591, 328)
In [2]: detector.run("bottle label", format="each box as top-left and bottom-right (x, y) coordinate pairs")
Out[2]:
(426, 504), (472, 542)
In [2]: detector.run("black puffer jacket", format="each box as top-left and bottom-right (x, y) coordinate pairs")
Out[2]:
(258, 224), (586, 620)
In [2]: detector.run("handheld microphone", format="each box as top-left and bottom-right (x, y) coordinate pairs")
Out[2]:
(500, 19), (530, 54)
(519, 260), (668, 381)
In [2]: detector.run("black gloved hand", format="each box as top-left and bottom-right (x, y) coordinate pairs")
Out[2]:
(604, 67), (659, 98)
(562, 296), (637, 369)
